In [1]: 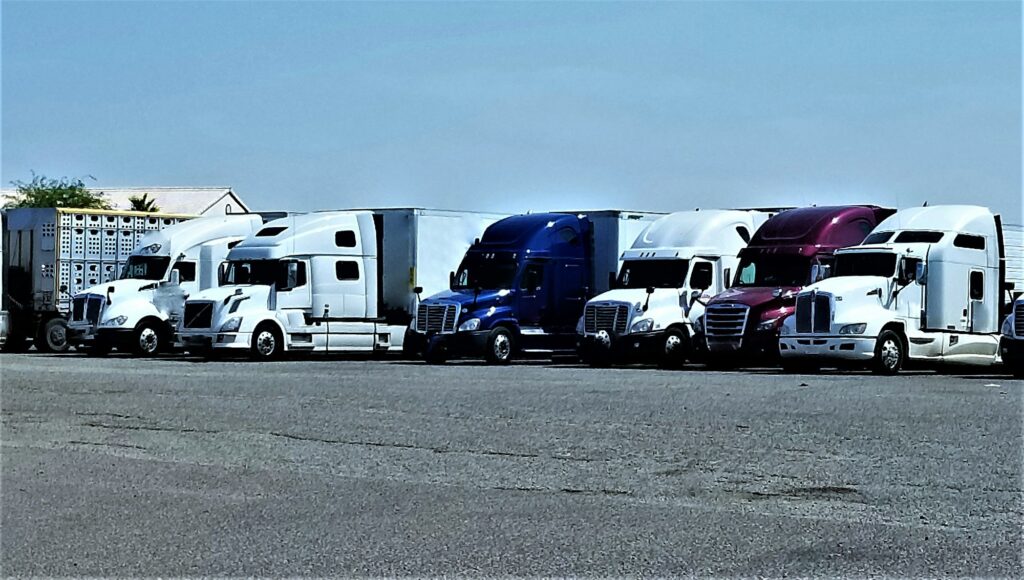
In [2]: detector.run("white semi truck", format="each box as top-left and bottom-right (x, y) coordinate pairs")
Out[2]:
(1, 207), (190, 352)
(779, 205), (1024, 373)
(66, 213), (269, 356)
(178, 209), (504, 359)
(577, 210), (772, 367)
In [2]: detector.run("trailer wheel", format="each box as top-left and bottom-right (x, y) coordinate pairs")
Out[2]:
(484, 327), (515, 365)
(658, 328), (688, 369)
(131, 321), (164, 357)
(872, 330), (905, 375)
(35, 318), (69, 353)
(251, 323), (283, 361)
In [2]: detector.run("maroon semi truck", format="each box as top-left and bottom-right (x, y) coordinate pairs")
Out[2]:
(701, 205), (895, 363)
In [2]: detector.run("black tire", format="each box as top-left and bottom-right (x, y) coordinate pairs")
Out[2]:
(250, 323), (283, 361)
(872, 329), (905, 375)
(1013, 366), (1024, 380)
(131, 321), (165, 357)
(35, 318), (69, 353)
(658, 327), (688, 369)
(484, 327), (515, 365)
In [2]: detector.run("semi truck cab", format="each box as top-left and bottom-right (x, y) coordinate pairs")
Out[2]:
(702, 206), (894, 364)
(409, 213), (594, 364)
(779, 205), (1023, 373)
(577, 210), (770, 368)
(66, 214), (265, 356)
(1001, 296), (1024, 377)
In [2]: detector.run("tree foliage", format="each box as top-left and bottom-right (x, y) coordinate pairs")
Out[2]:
(128, 192), (160, 212)
(4, 174), (110, 209)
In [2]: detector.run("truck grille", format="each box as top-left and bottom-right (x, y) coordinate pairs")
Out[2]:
(72, 295), (104, 324)
(417, 303), (458, 334)
(795, 291), (831, 333)
(183, 301), (214, 329)
(584, 304), (630, 335)
(1015, 301), (1024, 335)
(705, 304), (749, 338)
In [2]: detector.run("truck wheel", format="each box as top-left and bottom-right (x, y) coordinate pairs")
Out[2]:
(484, 327), (515, 365)
(251, 324), (283, 361)
(872, 330), (904, 375)
(658, 328), (688, 369)
(35, 318), (69, 353)
(131, 322), (164, 357)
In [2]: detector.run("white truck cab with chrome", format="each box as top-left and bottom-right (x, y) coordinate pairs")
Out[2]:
(67, 214), (265, 355)
(779, 205), (1023, 373)
(577, 209), (770, 368)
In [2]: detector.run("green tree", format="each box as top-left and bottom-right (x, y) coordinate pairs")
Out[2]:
(128, 192), (160, 212)
(4, 173), (110, 209)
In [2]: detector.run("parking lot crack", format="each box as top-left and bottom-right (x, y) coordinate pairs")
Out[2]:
(82, 421), (220, 434)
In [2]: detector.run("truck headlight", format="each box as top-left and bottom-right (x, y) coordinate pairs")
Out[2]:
(576, 315), (585, 335)
(219, 317), (242, 333)
(1002, 316), (1014, 336)
(839, 323), (867, 335)
(458, 318), (480, 332)
(630, 318), (653, 334)
(101, 315), (128, 326)
(757, 317), (781, 331)
(693, 315), (704, 334)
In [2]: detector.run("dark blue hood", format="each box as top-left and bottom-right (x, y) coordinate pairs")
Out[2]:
(422, 288), (509, 310)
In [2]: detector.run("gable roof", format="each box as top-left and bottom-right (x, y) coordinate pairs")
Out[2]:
(0, 186), (249, 215)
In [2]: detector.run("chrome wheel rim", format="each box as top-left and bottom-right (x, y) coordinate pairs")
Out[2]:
(665, 334), (682, 354)
(880, 339), (900, 369)
(138, 327), (159, 353)
(493, 334), (511, 359)
(256, 331), (276, 356)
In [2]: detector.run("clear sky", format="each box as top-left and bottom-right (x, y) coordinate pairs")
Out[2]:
(2, 1), (1021, 220)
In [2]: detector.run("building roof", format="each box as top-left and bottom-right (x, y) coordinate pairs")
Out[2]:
(0, 186), (248, 215)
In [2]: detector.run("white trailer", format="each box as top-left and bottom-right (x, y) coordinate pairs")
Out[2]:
(1, 208), (190, 352)
(178, 209), (504, 359)
(66, 213), (268, 356)
(577, 210), (772, 367)
(779, 205), (1024, 373)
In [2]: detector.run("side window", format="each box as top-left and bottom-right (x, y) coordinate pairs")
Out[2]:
(335, 231), (357, 247)
(970, 271), (984, 300)
(690, 262), (713, 291)
(954, 234), (985, 251)
(557, 227), (579, 245)
(171, 261), (197, 282)
(738, 262), (756, 285)
(520, 264), (544, 294)
(278, 261), (307, 290)
(336, 260), (360, 281)
(723, 268), (732, 289)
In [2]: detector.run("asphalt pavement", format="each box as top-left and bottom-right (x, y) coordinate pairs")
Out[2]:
(2, 353), (1021, 576)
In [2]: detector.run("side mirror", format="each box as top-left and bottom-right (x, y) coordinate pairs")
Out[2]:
(608, 272), (617, 290)
(915, 262), (927, 286)
(168, 269), (181, 286)
(818, 264), (831, 281)
(646, 286), (655, 295)
(218, 262), (229, 285)
(413, 286), (423, 295)
(449, 271), (455, 289)
(810, 264), (820, 283)
(690, 289), (701, 305)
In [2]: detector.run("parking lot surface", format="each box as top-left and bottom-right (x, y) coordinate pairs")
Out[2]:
(2, 353), (1022, 576)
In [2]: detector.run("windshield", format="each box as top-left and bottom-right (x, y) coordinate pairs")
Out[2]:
(616, 259), (689, 289)
(734, 255), (811, 287)
(834, 252), (897, 278)
(453, 253), (518, 290)
(222, 260), (284, 286)
(120, 256), (171, 281)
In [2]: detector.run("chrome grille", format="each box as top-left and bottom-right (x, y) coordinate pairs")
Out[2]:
(417, 303), (458, 334)
(85, 296), (103, 324)
(705, 304), (749, 338)
(1015, 301), (1024, 335)
(795, 291), (830, 334)
(183, 301), (214, 329)
(72, 296), (86, 321)
(584, 304), (629, 335)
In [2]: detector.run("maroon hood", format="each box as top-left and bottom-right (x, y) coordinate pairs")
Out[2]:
(709, 285), (802, 310)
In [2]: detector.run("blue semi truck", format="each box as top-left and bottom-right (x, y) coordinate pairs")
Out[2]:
(405, 211), (660, 364)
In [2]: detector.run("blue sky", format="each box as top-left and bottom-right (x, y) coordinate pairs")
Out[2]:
(2, 1), (1021, 220)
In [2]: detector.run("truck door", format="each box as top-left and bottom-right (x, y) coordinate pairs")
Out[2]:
(554, 262), (586, 331)
(517, 260), (548, 329)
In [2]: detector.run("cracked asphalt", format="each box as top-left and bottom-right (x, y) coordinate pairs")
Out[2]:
(2, 353), (1022, 576)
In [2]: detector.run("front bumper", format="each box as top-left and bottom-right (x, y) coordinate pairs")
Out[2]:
(406, 329), (490, 359)
(579, 329), (677, 362)
(779, 335), (876, 361)
(1000, 337), (1024, 367)
(180, 330), (252, 352)
(706, 328), (781, 358)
